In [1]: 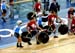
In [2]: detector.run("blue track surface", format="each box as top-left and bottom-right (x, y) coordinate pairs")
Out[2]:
(0, 1), (75, 48)
(0, 1), (33, 48)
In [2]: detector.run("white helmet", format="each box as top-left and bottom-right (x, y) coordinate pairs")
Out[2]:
(17, 20), (22, 25)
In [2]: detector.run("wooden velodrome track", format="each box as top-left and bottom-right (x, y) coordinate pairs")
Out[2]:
(0, 34), (75, 53)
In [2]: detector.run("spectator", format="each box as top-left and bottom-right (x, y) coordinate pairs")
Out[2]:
(1, 1), (7, 13)
(42, 0), (49, 11)
(9, 0), (14, 18)
(49, 0), (60, 14)
(1, 10), (6, 22)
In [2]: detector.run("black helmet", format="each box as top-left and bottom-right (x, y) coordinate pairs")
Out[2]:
(27, 12), (36, 20)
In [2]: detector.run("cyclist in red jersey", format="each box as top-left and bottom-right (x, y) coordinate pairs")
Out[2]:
(26, 12), (44, 44)
(48, 11), (62, 38)
(68, 7), (75, 34)
(34, 0), (41, 13)
(27, 12), (43, 35)
(71, 17), (75, 34)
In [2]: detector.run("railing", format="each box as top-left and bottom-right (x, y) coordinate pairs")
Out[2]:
(14, 0), (32, 4)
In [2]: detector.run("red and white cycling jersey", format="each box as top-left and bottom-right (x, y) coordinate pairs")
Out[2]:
(34, 2), (41, 13)
(27, 20), (37, 31)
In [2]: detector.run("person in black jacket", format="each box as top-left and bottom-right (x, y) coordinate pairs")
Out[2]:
(1, 10), (6, 22)
(49, 0), (60, 14)
(42, 0), (49, 11)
